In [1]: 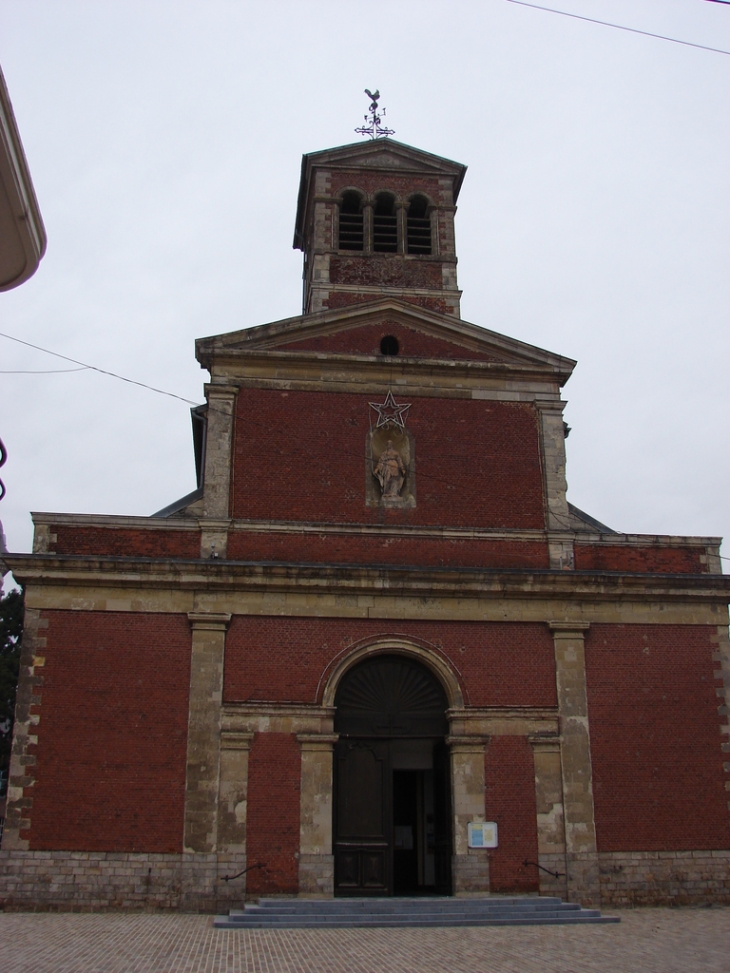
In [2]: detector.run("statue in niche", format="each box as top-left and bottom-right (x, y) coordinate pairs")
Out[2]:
(373, 439), (406, 499)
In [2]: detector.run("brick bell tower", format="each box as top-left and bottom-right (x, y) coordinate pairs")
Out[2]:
(293, 139), (467, 317)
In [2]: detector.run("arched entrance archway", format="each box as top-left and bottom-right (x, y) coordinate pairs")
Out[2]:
(333, 654), (452, 896)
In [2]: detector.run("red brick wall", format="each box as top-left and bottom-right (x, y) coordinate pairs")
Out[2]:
(245, 732), (301, 894)
(224, 617), (557, 709)
(323, 293), (449, 314)
(329, 257), (442, 290)
(26, 611), (191, 853)
(329, 172), (444, 202)
(52, 526), (200, 558)
(231, 389), (545, 530)
(575, 544), (704, 574)
(277, 321), (502, 362)
(586, 624), (730, 851)
(226, 531), (549, 570)
(484, 736), (540, 893)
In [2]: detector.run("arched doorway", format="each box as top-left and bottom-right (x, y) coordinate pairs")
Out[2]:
(333, 654), (452, 896)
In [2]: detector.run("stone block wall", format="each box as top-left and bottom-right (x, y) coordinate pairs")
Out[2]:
(0, 850), (248, 912)
(598, 851), (730, 905)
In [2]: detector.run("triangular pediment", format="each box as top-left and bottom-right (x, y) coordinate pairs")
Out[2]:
(196, 299), (575, 381)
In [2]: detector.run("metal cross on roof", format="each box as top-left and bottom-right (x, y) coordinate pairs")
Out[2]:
(355, 89), (395, 140)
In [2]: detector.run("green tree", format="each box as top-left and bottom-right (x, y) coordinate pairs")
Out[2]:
(0, 587), (23, 774)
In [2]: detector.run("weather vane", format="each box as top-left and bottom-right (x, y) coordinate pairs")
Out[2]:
(355, 89), (395, 140)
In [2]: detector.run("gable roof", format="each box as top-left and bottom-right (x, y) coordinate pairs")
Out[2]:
(196, 298), (576, 382)
(294, 139), (467, 250)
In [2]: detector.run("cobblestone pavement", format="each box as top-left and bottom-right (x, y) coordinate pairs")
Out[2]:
(0, 907), (728, 973)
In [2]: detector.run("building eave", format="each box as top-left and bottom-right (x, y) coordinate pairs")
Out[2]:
(0, 65), (46, 291)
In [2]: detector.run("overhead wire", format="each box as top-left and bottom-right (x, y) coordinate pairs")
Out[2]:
(0, 329), (556, 506)
(505, 0), (730, 56)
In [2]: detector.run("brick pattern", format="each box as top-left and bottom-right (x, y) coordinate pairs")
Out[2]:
(329, 172), (444, 201)
(329, 257), (443, 290)
(226, 531), (549, 570)
(585, 624), (730, 852)
(322, 293), (450, 314)
(245, 733), (301, 895)
(25, 612), (191, 853)
(224, 618), (557, 709)
(5, 908), (730, 973)
(51, 526), (201, 558)
(231, 390), (545, 529)
(276, 321), (502, 362)
(598, 850), (730, 905)
(484, 737), (540, 893)
(575, 544), (704, 574)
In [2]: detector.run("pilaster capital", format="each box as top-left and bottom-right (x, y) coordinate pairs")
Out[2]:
(187, 611), (232, 632)
(204, 384), (239, 403)
(549, 621), (590, 637)
(221, 730), (254, 751)
(446, 735), (490, 753)
(528, 734), (562, 752)
(297, 733), (339, 751)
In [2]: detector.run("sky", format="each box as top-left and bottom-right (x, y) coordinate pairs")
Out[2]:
(0, 0), (728, 575)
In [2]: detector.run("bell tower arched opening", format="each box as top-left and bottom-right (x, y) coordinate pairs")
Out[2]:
(332, 654), (452, 896)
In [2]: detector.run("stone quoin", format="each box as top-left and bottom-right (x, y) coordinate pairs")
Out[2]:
(1, 136), (729, 912)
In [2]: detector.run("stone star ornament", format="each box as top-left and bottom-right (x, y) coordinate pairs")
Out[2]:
(369, 390), (411, 431)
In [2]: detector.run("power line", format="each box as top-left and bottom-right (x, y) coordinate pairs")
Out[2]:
(0, 331), (198, 406)
(0, 367), (89, 374)
(506, 0), (730, 56)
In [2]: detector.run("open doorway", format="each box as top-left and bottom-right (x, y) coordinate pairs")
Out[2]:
(333, 655), (452, 896)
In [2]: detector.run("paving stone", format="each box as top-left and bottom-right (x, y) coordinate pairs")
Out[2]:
(0, 906), (728, 973)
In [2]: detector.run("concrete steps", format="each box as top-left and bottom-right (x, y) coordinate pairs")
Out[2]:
(214, 896), (620, 928)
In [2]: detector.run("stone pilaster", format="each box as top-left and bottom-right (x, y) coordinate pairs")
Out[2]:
(201, 385), (237, 521)
(538, 403), (573, 569)
(529, 734), (567, 898)
(448, 735), (490, 894)
(199, 519), (231, 560)
(550, 622), (600, 907)
(296, 733), (339, 896)
(183, 612), (231, 856)
(2, 608), (46, 851)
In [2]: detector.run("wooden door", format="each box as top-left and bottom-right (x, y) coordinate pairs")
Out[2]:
(334, 739), (391, 895)
(432, 741), (453, 895)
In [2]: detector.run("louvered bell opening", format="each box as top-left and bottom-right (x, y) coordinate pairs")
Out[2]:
(406, 195), (431, 255)
(406, 218), (431, 254)
(373, 193), (398, 253)
(339, 191), (364, 251)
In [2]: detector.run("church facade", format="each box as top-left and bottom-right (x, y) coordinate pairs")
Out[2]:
(2, 138), (730, 911)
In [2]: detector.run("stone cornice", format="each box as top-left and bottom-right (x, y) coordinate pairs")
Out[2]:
(6, 553), (730, 604)
(206, 352), (568, 397)
(27, 512), (723, 550)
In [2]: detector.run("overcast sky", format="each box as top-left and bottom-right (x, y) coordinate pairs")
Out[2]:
(1, 0), (728, 574)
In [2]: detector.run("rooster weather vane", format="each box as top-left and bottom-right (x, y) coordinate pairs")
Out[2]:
(355, 89), (395, 140)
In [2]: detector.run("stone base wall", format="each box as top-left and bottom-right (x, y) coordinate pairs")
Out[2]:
(452, 853), (489, 895)
(298, 854), (334, 897)
(0, 850), (249, 912)
(537, 853), (569, 899)
(599, 851), (730, 905)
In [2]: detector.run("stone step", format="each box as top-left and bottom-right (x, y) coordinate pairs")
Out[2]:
(214, 896), (619, 929)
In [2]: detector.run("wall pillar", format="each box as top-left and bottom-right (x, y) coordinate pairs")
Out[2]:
(550, 622), (600, 907)
(448, 735), (490, 895)
(529, 735), (567, 898)
(201, 384), (237, 525)
(216, 730), (254, 906)
(296, 733), (339, 897)
(180, 611), (231, 910)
